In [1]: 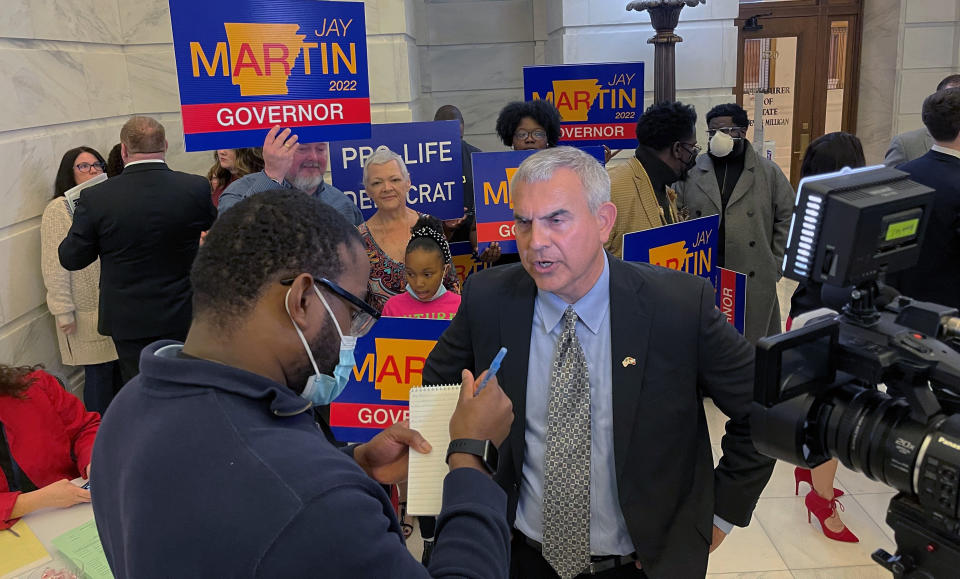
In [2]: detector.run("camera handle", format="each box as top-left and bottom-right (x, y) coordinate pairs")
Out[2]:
(886, 363), (943, 424)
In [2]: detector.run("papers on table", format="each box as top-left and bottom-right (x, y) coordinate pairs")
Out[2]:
(51, 519), (113, 579)
(0, 520), (51, 579)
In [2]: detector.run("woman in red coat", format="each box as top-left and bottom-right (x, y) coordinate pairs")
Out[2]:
(0, 364), (98, 529)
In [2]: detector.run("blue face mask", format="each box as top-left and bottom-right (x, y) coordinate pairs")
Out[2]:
(285, 286), (358, 406)
(405, 282), (447, 302)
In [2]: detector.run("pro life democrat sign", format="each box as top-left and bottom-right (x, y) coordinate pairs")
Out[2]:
(329, 121), (464, 221)
(168, 0), (371, 151)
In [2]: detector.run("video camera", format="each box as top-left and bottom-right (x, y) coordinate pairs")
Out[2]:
(751, 166), (960, 578)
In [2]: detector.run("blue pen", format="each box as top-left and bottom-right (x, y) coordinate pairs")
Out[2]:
(475, 347), (507, 395)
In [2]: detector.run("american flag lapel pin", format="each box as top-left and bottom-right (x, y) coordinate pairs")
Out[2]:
(621, 356), (636, 368)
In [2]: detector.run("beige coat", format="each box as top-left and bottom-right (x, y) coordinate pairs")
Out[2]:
(674, 147), (795, 344)
(605, 157), (680, 258)
(40, 197), (117, 366)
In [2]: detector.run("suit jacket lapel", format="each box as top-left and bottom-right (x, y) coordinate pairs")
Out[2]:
(692, 155), (722, 212)
(726, 149), (757, 208)
(608, 258), (652, 482)
(500, 269), (537, 479)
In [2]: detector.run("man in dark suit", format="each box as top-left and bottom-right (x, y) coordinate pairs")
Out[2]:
(887, 87), (960, 310)
(884, 74), (960, 167)
(59, 116), (216, 383)
(434, 104), (481, 244)
(424, 147), (774, 578)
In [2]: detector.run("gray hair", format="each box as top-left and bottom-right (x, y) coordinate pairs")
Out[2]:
(510, 146), (610, 213)
(362, 147), (410, 187)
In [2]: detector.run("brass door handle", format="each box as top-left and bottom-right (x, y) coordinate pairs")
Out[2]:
(794, 123), (810, 156)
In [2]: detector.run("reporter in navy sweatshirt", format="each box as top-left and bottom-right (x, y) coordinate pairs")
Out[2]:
(91, 190), (514, 578)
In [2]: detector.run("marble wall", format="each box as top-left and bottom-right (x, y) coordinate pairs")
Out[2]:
(893, 1), (960, 142)
(857, 0), (960, 164)
(415, 0), (740, 161)
(0, 0), (422, 393)
(415, 0), (547, 152)
(0, 0), (202, 393)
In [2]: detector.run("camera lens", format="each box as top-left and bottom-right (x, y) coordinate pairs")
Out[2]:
(821, 384), (929, 494)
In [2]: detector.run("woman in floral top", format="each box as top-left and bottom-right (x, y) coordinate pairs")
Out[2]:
(357, 148), (460, 311)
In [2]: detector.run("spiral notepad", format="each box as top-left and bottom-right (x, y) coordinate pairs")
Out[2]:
(407, 384), (461, 516)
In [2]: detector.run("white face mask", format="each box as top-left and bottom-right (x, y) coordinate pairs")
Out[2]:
(405, 283), (447, 302)
(709, 130), (735, 158)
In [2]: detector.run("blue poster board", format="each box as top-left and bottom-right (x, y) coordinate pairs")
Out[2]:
(329, 121), (464, 220)
(168, 0), (371, 151)
(470, 147), (604, 255)
(471, 150), (536, 255)
(329, 317), (451, 443)
(717, 267), (748, 335)
(621, 215), (720, 287)
(449, 241), (490, 286)
(622, 216), (746, 334)
(523, 62), (644, 149)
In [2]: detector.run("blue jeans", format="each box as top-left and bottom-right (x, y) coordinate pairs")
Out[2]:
(84, 361), (121, 414)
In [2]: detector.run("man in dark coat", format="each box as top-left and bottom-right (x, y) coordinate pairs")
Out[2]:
(424, 146), (774, 578)
(59, 116), (216, 382)
(887, 87), (960, 309)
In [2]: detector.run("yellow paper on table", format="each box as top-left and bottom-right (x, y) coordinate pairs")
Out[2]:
(0, 520), (52, 579)
(51, 520), (114, 579)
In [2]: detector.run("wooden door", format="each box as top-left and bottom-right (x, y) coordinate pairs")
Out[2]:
(736, 1), (863, 186)
(737, 16), (818, 184)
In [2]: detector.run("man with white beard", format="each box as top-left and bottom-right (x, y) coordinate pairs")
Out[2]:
(218, 126), (363, 225)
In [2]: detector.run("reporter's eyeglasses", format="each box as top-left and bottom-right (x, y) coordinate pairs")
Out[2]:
(279, 276), (380, 337)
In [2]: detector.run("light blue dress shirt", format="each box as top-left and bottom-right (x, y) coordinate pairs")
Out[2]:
(514, 254), (733, 556)
(514, 255), (636, 556)
(217, 171), (363, 226)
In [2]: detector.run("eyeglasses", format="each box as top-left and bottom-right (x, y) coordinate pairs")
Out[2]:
(678, 142), (702, 156)
(280, 276), (381, 337)
(514, 129), (547, 141)
(707, 127), (746, 138)
(75, 162), (106, 173)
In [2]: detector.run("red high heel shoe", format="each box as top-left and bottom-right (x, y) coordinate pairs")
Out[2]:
(794, 467), (844, 497)
(805, 490), (859, 542)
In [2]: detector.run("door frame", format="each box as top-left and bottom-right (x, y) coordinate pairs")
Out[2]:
(735, 0), (864, 184)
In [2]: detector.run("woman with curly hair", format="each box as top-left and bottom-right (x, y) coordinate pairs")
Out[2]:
(0, 364), (99, 529)
(495, 99), (562, 151)
(478, 100), (564, 264)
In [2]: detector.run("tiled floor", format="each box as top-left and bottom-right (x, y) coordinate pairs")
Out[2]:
(405, 279), (901, 576)
(703, 399), (899, 578)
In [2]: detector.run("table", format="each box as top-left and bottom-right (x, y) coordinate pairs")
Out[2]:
(15, 480), (96, 577)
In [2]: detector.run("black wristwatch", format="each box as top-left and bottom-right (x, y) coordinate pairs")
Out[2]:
(446, 439), (499, 475)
